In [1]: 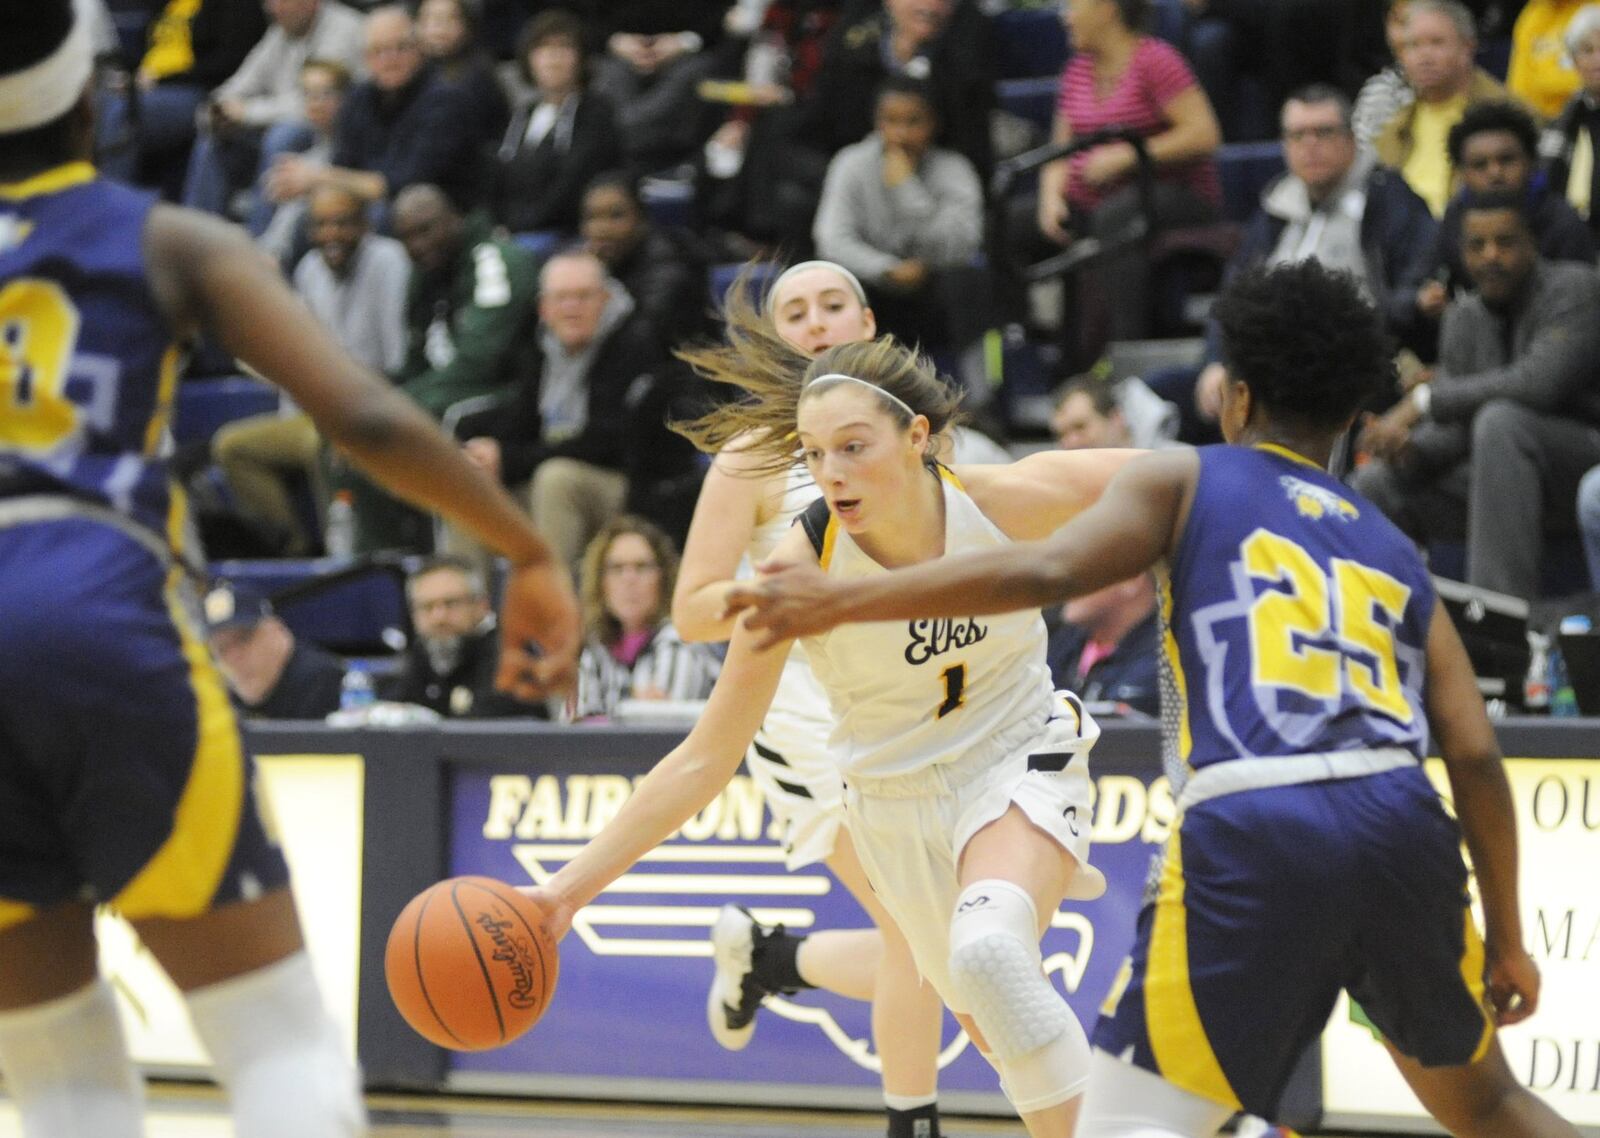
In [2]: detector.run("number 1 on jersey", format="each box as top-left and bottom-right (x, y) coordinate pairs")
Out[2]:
(936, 662), (967, 719)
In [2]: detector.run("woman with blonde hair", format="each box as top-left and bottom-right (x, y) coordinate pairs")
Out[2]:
(526, 319), (1133, 1138)
(571, 516), (719, 721)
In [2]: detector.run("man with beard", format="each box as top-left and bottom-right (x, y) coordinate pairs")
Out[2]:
(384, 555), (548, 716)
(212, 183), (409, 554)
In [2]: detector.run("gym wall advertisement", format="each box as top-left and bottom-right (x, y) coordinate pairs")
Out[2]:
(100, 725), (1597, 1131)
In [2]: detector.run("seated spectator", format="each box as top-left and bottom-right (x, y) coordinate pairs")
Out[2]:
(572, 517), (721, 720)
(97, 0), (267, 194)
(416, 0), (509, 146)
(1375, 0), (1510, 216)
(1024, 0), (1221, 359)
(799, 0), (997, 183)
(492, 10), (621, 236)
(1408, 100), (1594, 353)
(1177, 86), (1435, 437)
(591, 0), (728, 171)
(1507, 0), (1587, 118)
(205, 581), (345, 719)
(1538, 4), (1600, 240)
(1354, 0), (1419, 148)
(1354, 192), (1600, 600)
(181, 0), (365, 220)
(812, 77), (985, 374)
(460, 249), (700, 567)
(213, 184), (410, 555)
(581, 172), (708, 348)
(256, 58), (352, 262)
(382, 555), (547, 716)
(1045, 572), (1160, 716)
(1050, 370), (1180, 451)
(266, 5), (483, 215)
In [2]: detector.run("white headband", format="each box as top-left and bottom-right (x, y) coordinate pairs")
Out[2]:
(768, 260), (869, 311)
(803, 372), (918, 420)
(0, 1), (92, 135)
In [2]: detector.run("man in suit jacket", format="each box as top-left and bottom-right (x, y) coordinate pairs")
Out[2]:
(1354, 191), (1600, 599)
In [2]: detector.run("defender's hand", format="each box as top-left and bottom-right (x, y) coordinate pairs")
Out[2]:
(722, 560), (844, 647)
(496, 558), (580, 699)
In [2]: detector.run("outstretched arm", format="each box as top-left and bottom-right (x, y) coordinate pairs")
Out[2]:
(730, 449), (1196, 644)
(671, 442), (781, 642)
(1424, 602), (1538, 1025)
(956, 447), (1141, 540)
(145, 205), (579, 695)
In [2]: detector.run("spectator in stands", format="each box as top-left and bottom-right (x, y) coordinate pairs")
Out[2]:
(1508, 0), (1586, 118)
(1576, 461), (1600, 586)
(1538, 4), (1600, 239)
(383, 556), (547, 716)
(580, 172), (708, 348)
(591, 1), (729, 171)
(812, 76), (984, 362)
(1408, 100), (1594, 352)
(492, 10), (621, 236)
(799, 0), (996, 183)
(180, 0), (365, 219)
(1050, 370), (1180, 451)
(1045, 572), (1160, 716)
(572, 517), (721, 720)
(416, 0), (509, 146)
(266, 5), (482, 213)
(393, 183), (539, 419)
(1354, 192), (1600, 599)
(1353, 0), (1418, 148)
(460, 249), (699, 568)
(256, 58), (351, 261)
(1178, 86), (1436, 434)
(1375, 0), (1509, 216)
(1028, 0), (1222, 357)
(98, 0), (267, 194)
(213, 184), (410, 556)
(204, 581), (345, 719)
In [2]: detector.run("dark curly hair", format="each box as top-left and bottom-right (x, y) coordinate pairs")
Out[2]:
(1447, 100), (1539, 167)
(1211, 261), (1393, 430)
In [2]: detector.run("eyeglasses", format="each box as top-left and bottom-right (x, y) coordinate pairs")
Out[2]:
(1283, 124), (1348, 144)
(413, 594), (478, 615)
(603, 560), (661, 578)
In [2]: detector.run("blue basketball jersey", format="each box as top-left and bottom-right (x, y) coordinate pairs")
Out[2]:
(1160, 444), (1435, 771)
(0, 162), (188, 551)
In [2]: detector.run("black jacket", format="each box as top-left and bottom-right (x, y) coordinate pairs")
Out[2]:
(332, 67), (483, 209)
(609, 228), (709, 348)
(168, 0), (267, 88)
(382, 625), (546, 717)
(243, 639), (345, 720)
(494, 92), (622, 234)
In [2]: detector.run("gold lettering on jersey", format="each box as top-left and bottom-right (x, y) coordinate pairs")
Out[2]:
(905, 617), (988, 665)
(481, 773), (768, 842)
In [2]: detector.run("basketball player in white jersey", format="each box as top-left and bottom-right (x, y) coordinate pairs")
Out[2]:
(671, 262), (946, 1138)
(525, 331), (1133, 1138)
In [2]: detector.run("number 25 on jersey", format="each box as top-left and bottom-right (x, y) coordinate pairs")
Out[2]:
(1242, 529), (1414, 724)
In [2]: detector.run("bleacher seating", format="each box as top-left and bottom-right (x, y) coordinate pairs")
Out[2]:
(993, 7), (1069, 80)
(210, 556), (414, 655)
(997, 76), (1058, 132)
(639, 177), (696, 230)
(172, 376), (278, 447)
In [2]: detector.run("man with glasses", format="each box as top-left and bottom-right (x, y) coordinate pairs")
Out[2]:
(384, 555), (548, 716)
(1180, 84), (1436, 434)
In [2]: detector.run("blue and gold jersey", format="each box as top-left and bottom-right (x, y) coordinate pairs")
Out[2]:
(0, 162), (187, 549)
(1160, 444), (1434, 771)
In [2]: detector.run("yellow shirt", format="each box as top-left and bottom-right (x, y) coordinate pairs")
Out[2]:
(1403, 95), (1468, 216)
(1507, 0), (1584, 119)
(140, 0), (202, 81)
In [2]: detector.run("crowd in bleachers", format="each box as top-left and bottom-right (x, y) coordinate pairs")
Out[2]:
(89, 0), (1600, 716)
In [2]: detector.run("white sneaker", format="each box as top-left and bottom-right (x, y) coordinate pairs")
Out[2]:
(707, 904), (764, 1050)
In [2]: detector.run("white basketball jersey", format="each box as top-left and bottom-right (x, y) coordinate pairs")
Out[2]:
(800, 469), (1054, 779)
(744, 463), (832, 734)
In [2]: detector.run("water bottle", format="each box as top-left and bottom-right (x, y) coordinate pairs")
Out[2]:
(325, 490), (356, 559)
(340, 661), (376, 712)
(1523, 630), (1550, 711)
(1548, 643), (1578, 718)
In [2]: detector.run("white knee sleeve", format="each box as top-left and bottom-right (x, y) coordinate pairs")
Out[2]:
(1076, 1048), (1234, 1138)
(185, 950), (367, 1138)
(0, 978), (144, 1138)
(949, 880), (1089, 1113)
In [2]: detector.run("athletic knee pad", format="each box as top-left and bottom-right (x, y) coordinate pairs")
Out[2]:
(0, 978), (144, 1138)
(185, 950), (366, 1138)
(948, 879), (1073, 1059)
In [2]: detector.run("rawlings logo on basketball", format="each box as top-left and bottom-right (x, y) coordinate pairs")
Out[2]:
(476, 911), (542, 1011)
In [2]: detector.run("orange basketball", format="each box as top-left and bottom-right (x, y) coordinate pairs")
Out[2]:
(384, 876), (560, 1051)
